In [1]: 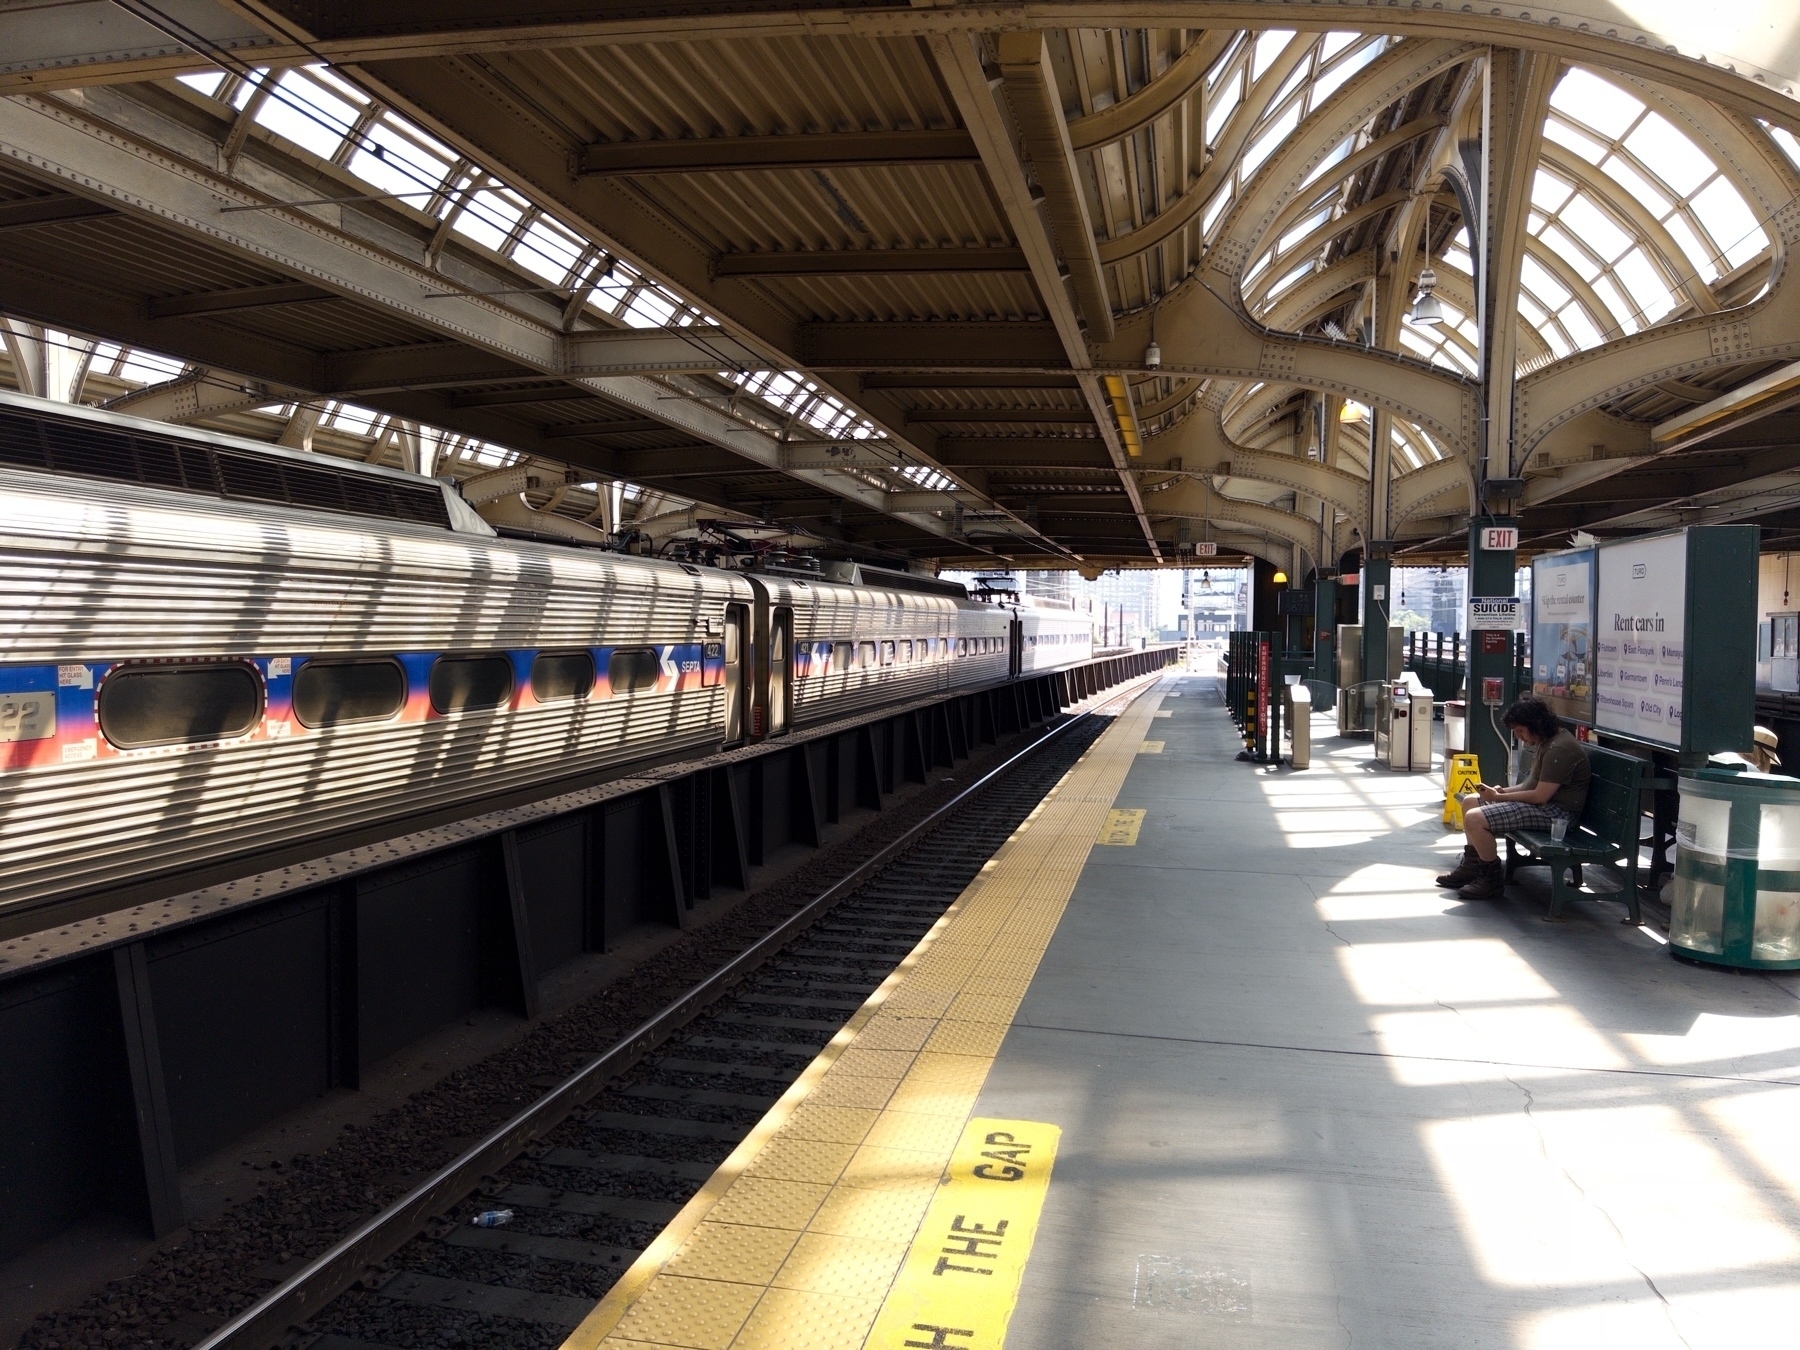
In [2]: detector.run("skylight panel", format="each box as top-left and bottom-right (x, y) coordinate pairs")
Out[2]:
(1614, 248), (1675, 320)
(1661, 211), (1716, 280)
(1538, 224), (1601, 281)
(1242, 102), (1301, 178)
(452, 189), (524, 253)
(1319, 31), (1360, 62)
(256, 72), (358, 161)
(1205, 72), (1242, 143)
(1443, 244), (1474, 275)
(178, 72), (229, 98)
(1269, 53), (1314, 114)
(1623, 113), (1715, 196)
(1531, 169), (1574, 214)
(1538, 322), (1573, 359)
(327, 403), (375, 435)
(1541, 117), (1607, 164)
(1601, 155), (1673, 217)
(1251, 30), (1295, 82)
(1558, 195), (1631, 262)
(115, 349), (186, 384)
(1308, 37), (1382, 109)
(1202, 184), (1234, 236)
(1591, 274), (1638, 334)
(623, 287), (678, 328)
(1517, 292), (1550, 327)
(1300, 135), (1354, 188)
(1520, 254), (1571, 309)
(1277, 209), (1331, 254)
(1764, 122), (1800, 172)
(1552, 67), (1643, 139)
(515, 220), (585, 284)
(1558, 303), (1604, 350)
(1266, 262), (1313, 299)
(1689, 177), (1768, 271)
(346, 119), (448, 201)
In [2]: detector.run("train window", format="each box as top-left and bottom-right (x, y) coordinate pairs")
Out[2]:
(430, 655), (514, 714)
(899, 639), (913, 663)
(956, 638), (967, 657)
(881, 640), (895, 666)
(938, 638), (950, 659)
(608, 647), (662, 694)
(858, 641), (876, 668)
(293, 659), (405, 728)
(832, 642), (853, 673)
(99, 662), (261, 749)
(531, 651), (595, 702)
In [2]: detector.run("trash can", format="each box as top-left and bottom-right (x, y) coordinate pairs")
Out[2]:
(1444, 700), (1467, 754)
(1406, 675), (1434, 772)
(1288, 683), (1312, 769)
(1670, 765), (1800, 969)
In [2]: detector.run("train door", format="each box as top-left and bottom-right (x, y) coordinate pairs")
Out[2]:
(1008, 612), (1023, 678)
(768, 606), (793, 735)
(723, 603), (749, 745)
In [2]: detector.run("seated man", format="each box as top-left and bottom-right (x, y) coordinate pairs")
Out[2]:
(1438, 695), (1590, 899)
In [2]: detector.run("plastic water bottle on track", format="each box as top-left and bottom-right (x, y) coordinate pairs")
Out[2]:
(469, 1209), (514, 1228)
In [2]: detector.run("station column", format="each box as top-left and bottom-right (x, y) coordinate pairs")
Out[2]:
(1466, 516), (1518, 784)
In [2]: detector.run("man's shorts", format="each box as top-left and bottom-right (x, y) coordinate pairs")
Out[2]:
(1477, 800), (1572, 833)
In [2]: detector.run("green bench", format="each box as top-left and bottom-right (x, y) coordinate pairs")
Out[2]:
(1500, 743), (1662, 923)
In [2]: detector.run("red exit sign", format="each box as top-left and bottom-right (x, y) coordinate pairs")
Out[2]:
(1481, 526), (1518, 551)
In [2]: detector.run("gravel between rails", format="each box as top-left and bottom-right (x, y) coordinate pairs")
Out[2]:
(18, 714), (1105, 1350)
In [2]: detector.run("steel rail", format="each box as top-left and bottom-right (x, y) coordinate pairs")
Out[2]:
(193, 671), (1160, 1350)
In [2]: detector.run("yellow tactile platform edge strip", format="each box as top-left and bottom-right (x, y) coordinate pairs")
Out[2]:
(561, 675), (1169, 1350)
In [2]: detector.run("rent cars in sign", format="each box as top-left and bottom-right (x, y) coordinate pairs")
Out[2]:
(1595, 531), (1686, 747)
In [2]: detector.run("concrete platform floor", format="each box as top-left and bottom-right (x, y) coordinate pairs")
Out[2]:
(980, 676), (1800, 1349)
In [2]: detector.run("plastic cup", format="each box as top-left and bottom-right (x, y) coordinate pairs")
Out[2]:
(1550, 816), (1569, 843)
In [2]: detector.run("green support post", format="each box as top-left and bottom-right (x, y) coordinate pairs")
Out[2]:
(1361, 553), (1392, 728)
(1467, 516), (1518, 785)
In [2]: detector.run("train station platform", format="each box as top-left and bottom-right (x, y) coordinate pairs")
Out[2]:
(564, 674), (1800, 1350)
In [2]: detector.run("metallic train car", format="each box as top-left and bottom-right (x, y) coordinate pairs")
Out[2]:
(0, 394), (1109, 921)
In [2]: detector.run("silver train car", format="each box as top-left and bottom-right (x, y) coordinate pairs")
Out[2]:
(0, 395), (1101, 919)
(1016, 604), (1096, 675)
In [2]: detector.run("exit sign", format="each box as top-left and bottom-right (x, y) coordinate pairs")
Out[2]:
(1481, 526), (1518, 551)
(1192, 542), (1218, 556)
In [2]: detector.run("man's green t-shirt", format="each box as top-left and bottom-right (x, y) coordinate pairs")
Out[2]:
(1527, 729), (1590, 816)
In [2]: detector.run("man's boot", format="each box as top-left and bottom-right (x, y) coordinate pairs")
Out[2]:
(1458, 859), (1506, 900)
(1436, 845), (1481, 889)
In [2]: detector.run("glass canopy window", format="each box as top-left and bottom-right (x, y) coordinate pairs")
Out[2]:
(1214, 31), (1392, 275)
(1224, 53), (1775, 378)
(172, 65), (917, 488)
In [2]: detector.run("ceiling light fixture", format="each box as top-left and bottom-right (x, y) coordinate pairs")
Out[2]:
(1408, 266), (1444, 327)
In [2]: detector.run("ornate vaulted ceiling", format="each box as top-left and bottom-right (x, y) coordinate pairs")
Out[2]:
(3, 3), (1799, 569)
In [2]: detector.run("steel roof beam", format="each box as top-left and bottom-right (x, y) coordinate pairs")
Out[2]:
(0, 193), (116, 230)
(13, 2), (1800, 132)
(147, 282), (337, 318)
(714, 248), (1029, 277)
(578, 130), (978, 175)
(929, 28), (1158, 556)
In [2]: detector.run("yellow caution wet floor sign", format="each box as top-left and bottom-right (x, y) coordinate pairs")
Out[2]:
(1443, 753), (1481, 828)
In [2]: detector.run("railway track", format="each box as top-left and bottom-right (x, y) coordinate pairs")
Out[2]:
(194, 689), (1136, 1350)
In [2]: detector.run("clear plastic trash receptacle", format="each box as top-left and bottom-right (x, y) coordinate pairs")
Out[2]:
(1671, 766), (1800, 969)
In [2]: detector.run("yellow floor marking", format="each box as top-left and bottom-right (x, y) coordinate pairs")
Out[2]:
(1097, 808), (1145, 845)
(1138, 740), (1164, 754)
(862, 1118), (1060, 1350)
(563, 674), (1170, 1350)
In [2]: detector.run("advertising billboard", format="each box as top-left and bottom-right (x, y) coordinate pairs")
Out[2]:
(1531, 549), (1595, 724)
(1594, 531), (1688, 747)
